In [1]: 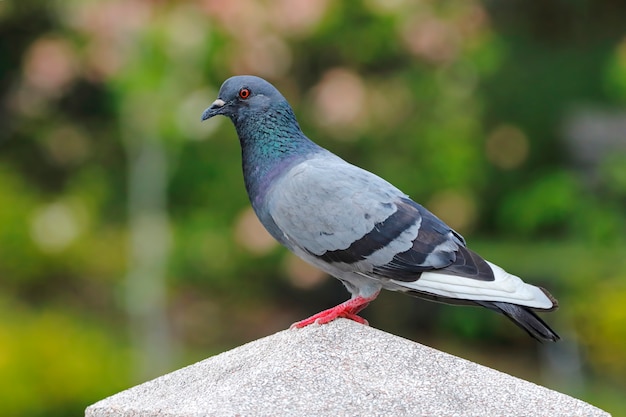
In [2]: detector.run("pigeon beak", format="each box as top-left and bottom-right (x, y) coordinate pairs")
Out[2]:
(201, 98), (226, 121)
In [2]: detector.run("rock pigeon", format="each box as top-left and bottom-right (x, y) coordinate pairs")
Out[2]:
(201, 75), (560, 342)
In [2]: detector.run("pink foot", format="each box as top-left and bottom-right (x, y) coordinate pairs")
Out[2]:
(290, 293), (379, 329)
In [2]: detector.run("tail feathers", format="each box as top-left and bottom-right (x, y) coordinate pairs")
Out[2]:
(477, 301), (560, 342)
(538, 286), (559, 311)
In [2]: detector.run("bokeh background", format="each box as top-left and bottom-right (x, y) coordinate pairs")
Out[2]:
(1, 0), (626, 415)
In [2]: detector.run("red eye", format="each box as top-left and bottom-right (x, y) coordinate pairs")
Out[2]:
(238, 88), (251, 99)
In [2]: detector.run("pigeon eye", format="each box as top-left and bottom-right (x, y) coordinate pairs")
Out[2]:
(238, 88), (251, 99)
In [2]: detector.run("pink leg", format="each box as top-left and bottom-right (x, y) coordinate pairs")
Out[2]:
(290, 292), (380, 329)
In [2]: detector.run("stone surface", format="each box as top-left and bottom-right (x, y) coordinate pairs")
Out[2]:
(86, 319), (610, 417)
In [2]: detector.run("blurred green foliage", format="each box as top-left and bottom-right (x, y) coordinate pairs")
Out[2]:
(0, 296), (131, 417)
(1, 0), (625, 416)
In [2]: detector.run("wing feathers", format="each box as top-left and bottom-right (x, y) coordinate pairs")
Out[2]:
(314, 200), (419, 264)
(391, 261), (556, 310)
(439, 246), (495, 281)
(269, 156), (400, 255)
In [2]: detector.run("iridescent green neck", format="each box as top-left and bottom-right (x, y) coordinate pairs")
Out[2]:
(232, 103), (321, 209)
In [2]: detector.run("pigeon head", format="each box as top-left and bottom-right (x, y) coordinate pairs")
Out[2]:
(201, 75), (322, 218)
(201, 75), (289, 123)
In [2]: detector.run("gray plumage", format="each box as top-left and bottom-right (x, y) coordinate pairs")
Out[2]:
(202, 75), (559, 342)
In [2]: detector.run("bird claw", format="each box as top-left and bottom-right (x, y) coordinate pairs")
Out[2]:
(289, 294), (377, 329)
(289, 313), (369, 329)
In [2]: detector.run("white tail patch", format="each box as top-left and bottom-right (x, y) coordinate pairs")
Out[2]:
(391, 261), (554, 310)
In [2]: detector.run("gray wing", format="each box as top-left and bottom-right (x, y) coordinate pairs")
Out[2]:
(267, 154), (493, 281)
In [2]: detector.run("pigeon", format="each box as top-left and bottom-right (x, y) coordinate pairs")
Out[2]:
(201, 75), (560, 342)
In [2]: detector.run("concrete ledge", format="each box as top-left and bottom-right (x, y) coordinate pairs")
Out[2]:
(86, 319), (609, 417)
